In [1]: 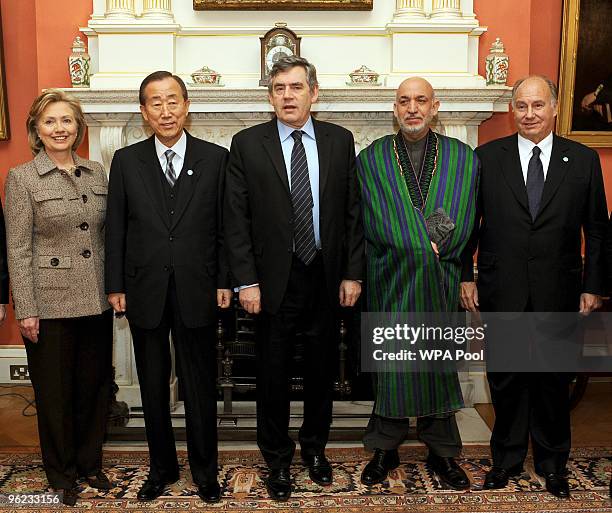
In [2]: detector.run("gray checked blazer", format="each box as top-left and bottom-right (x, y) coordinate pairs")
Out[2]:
(5, 150), (110, 320)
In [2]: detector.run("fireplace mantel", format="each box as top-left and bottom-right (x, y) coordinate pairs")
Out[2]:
(68, 85), (511, 173)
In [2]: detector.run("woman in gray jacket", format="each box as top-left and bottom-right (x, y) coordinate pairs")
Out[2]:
(5, 90), (112, 506)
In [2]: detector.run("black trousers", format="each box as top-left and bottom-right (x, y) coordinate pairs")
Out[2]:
(363, 413), (462, 458)
(24, 309), (113, 489)
(255, 254), (335, 469)
(487, 371), (572, 474)
(487, 296), (573, 475)
(129, 277), (218, 486)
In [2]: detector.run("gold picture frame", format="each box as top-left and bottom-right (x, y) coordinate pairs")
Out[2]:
(557, 0), (612, 147)
(0, 5), (10, 141)
(194, 0), (372, 10)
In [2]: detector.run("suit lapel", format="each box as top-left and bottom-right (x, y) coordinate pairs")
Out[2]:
(500, 134), (530, 216)
(537, 134), (571, 219)
(136, 136), (170, 228)
(171, 132), (203, 229)
(313, 118), (331, 199)
(262, 119), (290, 194)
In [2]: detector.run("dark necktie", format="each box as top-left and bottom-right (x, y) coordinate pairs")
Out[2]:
(164, 149), (177, 187)
(290, 130), (317, 265)
(526, 146), (544, 220)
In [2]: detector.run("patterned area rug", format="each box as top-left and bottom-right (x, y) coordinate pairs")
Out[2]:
(0, 446), (611, 512)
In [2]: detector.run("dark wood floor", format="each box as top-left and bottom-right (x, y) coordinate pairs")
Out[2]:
(1, 382), (611, 448)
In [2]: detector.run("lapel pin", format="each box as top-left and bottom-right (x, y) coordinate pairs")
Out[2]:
(187, 169), (194, 176)
(562, 156), (569, 162)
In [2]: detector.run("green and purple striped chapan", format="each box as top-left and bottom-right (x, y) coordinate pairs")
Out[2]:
(357, 132), (479, 418)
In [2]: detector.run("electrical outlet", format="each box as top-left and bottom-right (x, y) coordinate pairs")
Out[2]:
(9, 365), (29, 380)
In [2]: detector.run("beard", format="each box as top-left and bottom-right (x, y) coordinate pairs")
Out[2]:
(398, 112), (434, 136)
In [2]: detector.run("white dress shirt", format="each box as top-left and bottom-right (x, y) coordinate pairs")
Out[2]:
(155, 131), (187, 178)
(517, 131), (553, 183)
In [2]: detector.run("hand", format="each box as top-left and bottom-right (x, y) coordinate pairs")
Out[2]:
(459, 281), (479, 312)
(579, 292), (602, 316)
(0, 305), (6, 326)
(18, 316), (40, 343)
(108, 293), (127, 315)
(431, 241), (439, 257)
(239, 285), (261, 315)
(339, 280), (361, 307)
(581, 92), (597, 111)
(217, 289), (232, 309)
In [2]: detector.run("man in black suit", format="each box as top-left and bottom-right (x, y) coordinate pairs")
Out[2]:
(460, 75), (607, 498)
(105, 71), (231, 503)
(224, 56), (364, 501)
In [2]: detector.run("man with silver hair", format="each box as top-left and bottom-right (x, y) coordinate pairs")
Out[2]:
(224, 56), (364, 501)
(356, 77), (479, 490)
(461, 75), (607, 498)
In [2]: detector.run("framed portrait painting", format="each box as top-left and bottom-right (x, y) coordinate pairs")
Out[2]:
(558, 0), (612, 147)
(194, 0), (373, 10)
(0, 6), (9, 141)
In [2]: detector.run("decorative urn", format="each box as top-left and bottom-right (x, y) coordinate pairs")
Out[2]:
(68, 36), (91, 88)
(485, 37), (509, 86)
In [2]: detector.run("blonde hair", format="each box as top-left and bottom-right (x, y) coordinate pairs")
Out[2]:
(26, 89), (86, 155)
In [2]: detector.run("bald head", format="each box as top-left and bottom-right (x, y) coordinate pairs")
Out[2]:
(394, 77), (439, 142)
(396, 77), (436, 102)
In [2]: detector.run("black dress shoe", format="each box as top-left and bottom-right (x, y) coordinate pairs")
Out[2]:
(361, 448), (400, 485)
(427, 454), (470, 490)
(137, 477), (177, 501)
(86, 471), (112, 490)
(60, 488), (79, 507)
(265, 468), (292, 502)
(303, 454), (333, 486)
(542, 473), (570, 498)
(483, 465), (522, 489)
(197, 481), (221, 503)
(484, 467), (510, 489)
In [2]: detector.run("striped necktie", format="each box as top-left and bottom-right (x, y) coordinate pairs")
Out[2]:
(164, 149), (177, 187)
(290, 130), (317, 265)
